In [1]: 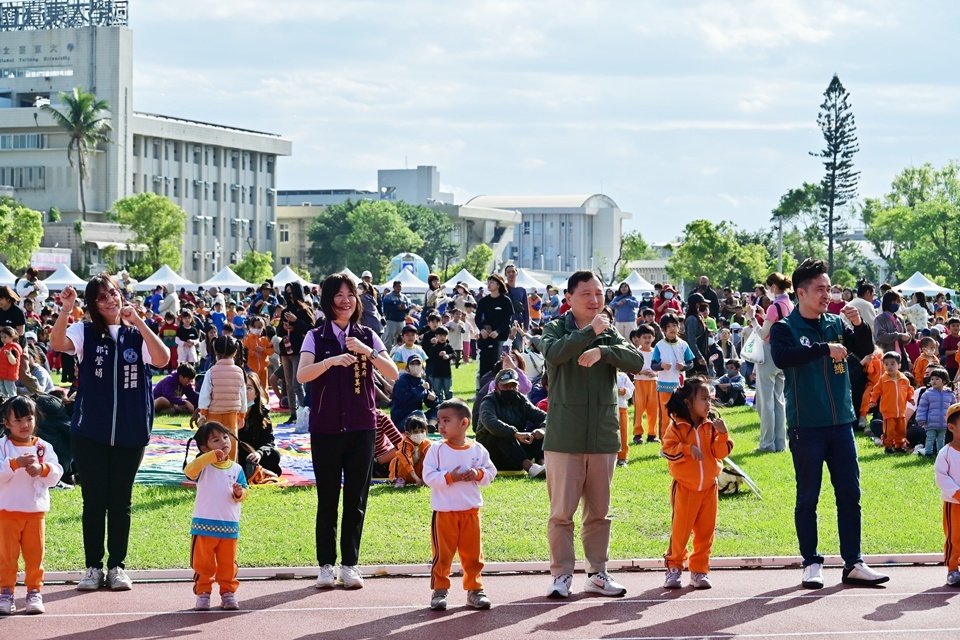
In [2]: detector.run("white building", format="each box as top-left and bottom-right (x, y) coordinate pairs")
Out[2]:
(464, 194), (631, 275)
(0, 1), (292, 281)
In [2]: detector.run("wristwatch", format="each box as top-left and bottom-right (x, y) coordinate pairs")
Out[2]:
(368, 348), (380, 360)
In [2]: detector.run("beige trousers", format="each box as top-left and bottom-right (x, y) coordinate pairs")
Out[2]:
(545, 451), (616, 576)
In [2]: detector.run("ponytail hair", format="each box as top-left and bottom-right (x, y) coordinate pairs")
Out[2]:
(213, 336), (238, 359)
(665, 376), (712, 426)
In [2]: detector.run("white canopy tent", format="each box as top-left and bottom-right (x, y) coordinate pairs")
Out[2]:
(200, 266), (256, 291)
(443, 268), (485, 291)
(41, 264), (87, 290)
(337, 267), (362, 285)
(380, 267), (431, 294)
(134, 265), (196, 292)
(513, 268), (547, 292)
(618, 271), (656, 293)
(0, 263), (17, 286)
(891, 272), (955, 297)
(272, 266), (314, 289)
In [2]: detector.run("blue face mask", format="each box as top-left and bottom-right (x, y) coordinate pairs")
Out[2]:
(889, 304), (900, 313)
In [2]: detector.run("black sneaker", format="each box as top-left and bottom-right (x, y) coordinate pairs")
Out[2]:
(884, 448), (894, 454)
(646, 435), (659, 444)
(632, 436), (644, 445)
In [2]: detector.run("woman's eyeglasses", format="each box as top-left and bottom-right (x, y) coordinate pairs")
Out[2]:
(95, 289), (122, 304)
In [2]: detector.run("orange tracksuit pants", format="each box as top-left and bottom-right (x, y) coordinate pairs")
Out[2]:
(204, 412), (243, 462)
(633, 379), (658, 438)
(431, 509), (483, 591)
(191, 535), (239, 596)
(0, 517), (44, 591)
(658, 391), (673, 440)
(618, 408), (629, 462)
(664, 480), (717, 575)
(944, 502), (960, 571)
(882, 417), (907, 450)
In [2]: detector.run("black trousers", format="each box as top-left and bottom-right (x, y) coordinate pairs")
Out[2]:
(311, 429), (375, 567)
(482, 434), (543, 472)
(71, 434), (145, 570)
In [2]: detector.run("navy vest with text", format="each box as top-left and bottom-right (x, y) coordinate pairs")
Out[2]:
(70, 323), (154, 447)
(307, 322), (378, 435)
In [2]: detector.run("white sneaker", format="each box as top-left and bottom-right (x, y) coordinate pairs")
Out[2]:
(583, 571), (627, 597)
(858, 416), (867, 429)
(664, 567), (682, 589)
(338, 565), (364, 589)
(527, 463), (546, 479)
(546, 574), (572, 599)
(24, 589), (44, 614)
(77, 566), (105, 591)
(106, 566), (133, 591)
(315, 564), (336, 589)
(0, 588), (14, 615)
(842, 561), (889, 586)
(801, 563), (824, 589)
(689, 572), (712, 589)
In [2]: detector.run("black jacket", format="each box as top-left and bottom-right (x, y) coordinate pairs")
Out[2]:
(476, 391), (546, 445)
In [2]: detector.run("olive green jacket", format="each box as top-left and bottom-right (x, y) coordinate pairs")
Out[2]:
(540, 313), (645, 454)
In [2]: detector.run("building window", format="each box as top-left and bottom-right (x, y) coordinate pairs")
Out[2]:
(231, 186), (237, 204)
(194, 182), (200, 199)
(164, 144), (169, 161)
(212, 148), (218, 167)
(231, 152), (237, 169)
(194, 148), (200, 165)
(212, 217), (217, 236)
(173, 178), (179, 198)
(241, 154), (246, 171)
(280, 257), (291, 266)
(211, 182), (217, 201)
(132, 136), (139, 157)
(132, 173), (137, 192)
(522, 221), (531, 235)
(173, 143), (180, 162)
(152, 141), (159, 159)
(265, 223), (273, 241)
(279, 223), (289, 243)
(266, 157), (275, 174)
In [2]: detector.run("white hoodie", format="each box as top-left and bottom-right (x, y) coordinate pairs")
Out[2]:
(0, 435), (63, 514)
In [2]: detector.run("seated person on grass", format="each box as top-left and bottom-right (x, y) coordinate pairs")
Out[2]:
(476, 368), (546, 479)
(714, 359), (747, 406)
(238, 371), (282, 477)
(154, 363), (200, 415)
(389, 412), (432, 487)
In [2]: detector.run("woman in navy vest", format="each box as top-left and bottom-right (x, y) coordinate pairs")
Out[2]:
(50, 275), (170, 592)
(297, 274), (399, 590)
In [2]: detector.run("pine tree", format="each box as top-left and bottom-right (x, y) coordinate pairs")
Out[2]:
(810, 74), (859, 275)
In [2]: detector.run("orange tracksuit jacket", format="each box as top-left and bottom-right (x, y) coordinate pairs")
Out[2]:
(870, 372), (914, 450)
(389, 438), (432, 484)
(242, 334), (274, 387)
(661, 418), (733, 574)
(859, 353), (884, 418)
(913, 354), (938, 388)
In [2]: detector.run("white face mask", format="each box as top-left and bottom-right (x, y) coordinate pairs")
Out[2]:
(250, 328), (262, 335)
(765, 289), (775, 299)
(831, 292), (841, 301)
(408, 432), (426, 445)
(247, 400), (255, 409)
(663, 292), (674, 300)
(408, 365), (423, 377)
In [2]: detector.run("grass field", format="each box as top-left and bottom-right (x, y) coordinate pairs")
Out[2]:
(38, 362), (946, 571)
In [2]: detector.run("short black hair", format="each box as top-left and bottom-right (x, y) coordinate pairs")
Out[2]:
(725, 359), (742, 369)
(659, 313), (680, 330)
(437, 398), (471, 423)
(856, 282), (875, 298)
(882, 351), (901, 364)
(633, 324), (655, 338)
(948, 318), (960, 327)
(929, 367), (951, 384)
(791, 258), (829, 292)
(433, 325), (448, 335)
(176, 363), (196, 379)
(566, 270), (600, 295)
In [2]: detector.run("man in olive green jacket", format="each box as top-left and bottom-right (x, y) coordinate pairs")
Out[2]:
(539, 271), (644, 600)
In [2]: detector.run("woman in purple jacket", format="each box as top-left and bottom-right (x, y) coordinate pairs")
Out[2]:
(297, 273), (399, 590)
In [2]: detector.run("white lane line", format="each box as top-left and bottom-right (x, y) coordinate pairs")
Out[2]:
(8, 590), (960, 619)
(586, 628), (960, 640)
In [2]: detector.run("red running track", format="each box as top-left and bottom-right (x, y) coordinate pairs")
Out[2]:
(3, 565), (960, 639)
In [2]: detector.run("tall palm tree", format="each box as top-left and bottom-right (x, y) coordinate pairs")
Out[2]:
(41, 86), (113, 221)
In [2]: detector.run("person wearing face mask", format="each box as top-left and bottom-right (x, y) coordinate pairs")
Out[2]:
(389, 412), (432, 487)
(827, 286), (846, 315)
(242, 315), (274, 389)
(654, 284), (682, 323)
(476, 368), (547, 478)
(874, 291), (912, 372)
(390, 354), (440, 429)
(749, 272), (795, 454)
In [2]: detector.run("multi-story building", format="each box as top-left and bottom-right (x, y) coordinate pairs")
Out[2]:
(0, 1), (292, 281)
(464, 194), (631, 275)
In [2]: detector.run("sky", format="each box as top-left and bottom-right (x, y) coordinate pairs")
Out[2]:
(130, 0), (960, 243)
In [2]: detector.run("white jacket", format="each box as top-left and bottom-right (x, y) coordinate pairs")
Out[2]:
(0, 436), (63, 513)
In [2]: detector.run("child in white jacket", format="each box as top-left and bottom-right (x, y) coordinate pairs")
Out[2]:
(934, 403), (960, 587)
(0, 396), (64, 615)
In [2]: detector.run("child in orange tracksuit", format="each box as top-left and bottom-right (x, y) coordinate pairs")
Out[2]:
(661, 377), (733, 590)
(631, 326), (659, 444)
(913, 337), (940, 387)
(870, 351), (915, 454)
(616, 369), (633, 466)
(389, 413), (432, 487)
(241, 316), (274, 389)
(859, 349), (884, 430)
(197, 337), (247, 462)
(0, 397), (63, 615)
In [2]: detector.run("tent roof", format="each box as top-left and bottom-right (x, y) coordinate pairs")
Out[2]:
(41, 264), (87, 290)
(513, 268), (547, 292)
(199, 266), (256, 291)
(338, 267), (361, 284)
(273, 266), (314, 289)
(380, 267), (431, 294)
(0, 263), (16, 286)
(135, 265), (196, 291)
(619, 271), (656, 293)
(891, 271), (954, 296)
(443, 268), (485, 291)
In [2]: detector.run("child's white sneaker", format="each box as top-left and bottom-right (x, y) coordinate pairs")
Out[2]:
(315, 564), (336, 589)
(0, 588), (15, 615)
(527, 463), (546, 479)
(690, 572), (712, 589)
(24, 589), (44, 614)
(430, 589), (448, 610)
(664, 567), (682, 589)
(194, 593), (211, 611)
(466, 589), (492, 609)
(221, 592), (239, 610)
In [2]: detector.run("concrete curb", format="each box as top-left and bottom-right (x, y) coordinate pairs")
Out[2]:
(34, 553), (944, 584)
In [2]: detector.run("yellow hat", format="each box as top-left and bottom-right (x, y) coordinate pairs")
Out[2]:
(948, 403), (960, 422)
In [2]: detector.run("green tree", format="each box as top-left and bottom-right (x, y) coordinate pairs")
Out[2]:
(830, 268), (856, 289)
(461, 244), (494, 280)
(862, 161), (960, 288)
(810, 74), (859, 274)
(41, 86), (113, 220)
(610, 230), (657, 283)
(0, 197), (43, 270)
(48, 206), (61, 223)
(306, 201), (353, 278)
(396, 202), (458, 271)
(292, 265), (314, 283)
(343, 201), (422, 282)
(234, 250), (275, 284)
(113, 193), (187, 273)
(667, 220), (770, 292)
